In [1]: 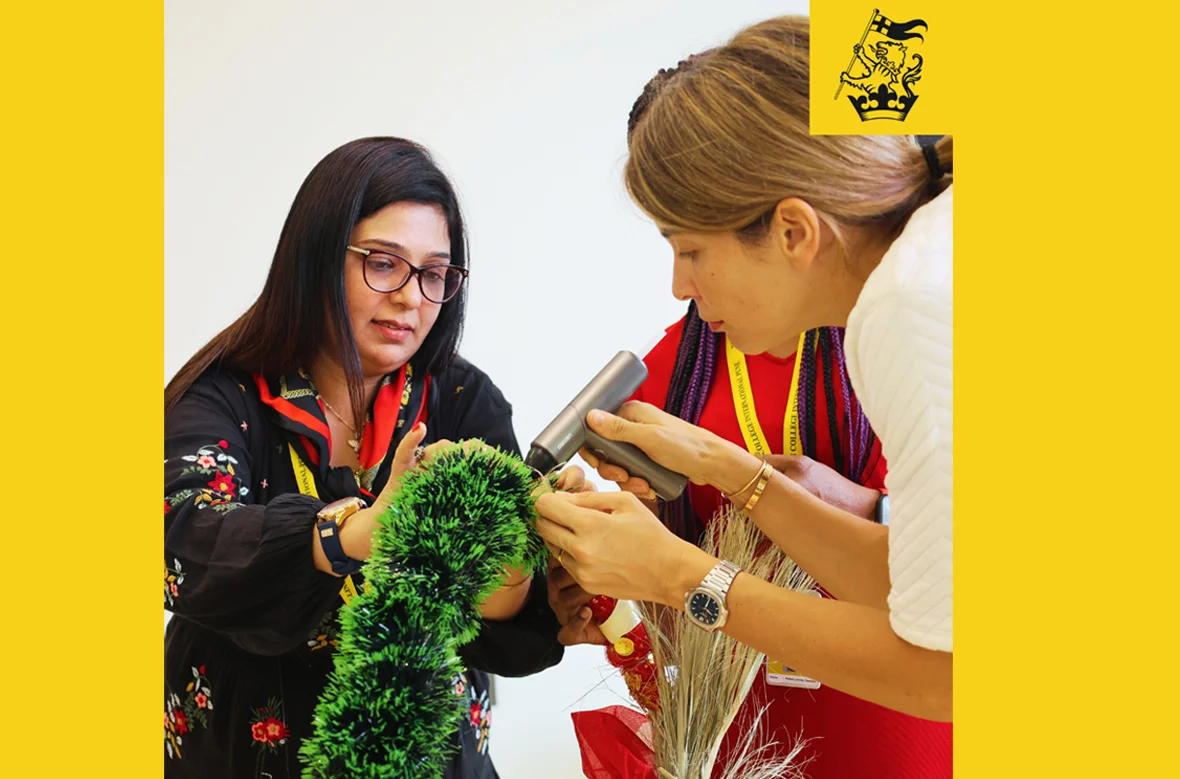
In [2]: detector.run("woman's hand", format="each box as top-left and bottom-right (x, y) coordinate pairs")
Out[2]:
(577, 402), (763, 499)
(332, 423), (431, 565)
(541, 463), (613, 644)
(482, 462), (600, 622)
(763, 454), (881, 520)
(553, 465), (597, 494)
(535, 490), (716, 608)
(578, 448), (657, 501)
(546, 554), (608, 646)
(333, 430), (503, 566)
(313, 422), (430, 573)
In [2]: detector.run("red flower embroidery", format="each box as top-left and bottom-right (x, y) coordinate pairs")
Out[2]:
(196, 455), (217, 469)
(252, 716), (289, 744)
(470, 703), (481, 726)
(173, 709), (189, 735)
(195, 692), (208, 708)
(250, 698), (287, 749)
(218, 439), (229, 449)
(164, 500), (171, 514)
(263, 718), (289, 742)
(208, 473), (236, 493)
(199, 665), (206, 674)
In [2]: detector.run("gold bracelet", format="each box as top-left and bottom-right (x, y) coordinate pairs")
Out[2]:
(741, 460), (774, 513)
(722, 454), (767, 502)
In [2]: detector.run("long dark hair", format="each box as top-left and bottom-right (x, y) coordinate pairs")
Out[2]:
(165, 137), (469, 430)
(629, 62), (878, 545)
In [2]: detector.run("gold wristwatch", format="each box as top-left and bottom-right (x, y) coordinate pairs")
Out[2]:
(317, 496), (366, 530)
(317, 497), (366, 575)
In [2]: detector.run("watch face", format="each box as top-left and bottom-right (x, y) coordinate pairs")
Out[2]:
(319, 497), (364, 524)
(688, 591), (721, 626)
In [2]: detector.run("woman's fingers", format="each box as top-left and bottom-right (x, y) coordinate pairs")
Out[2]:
(556, 465), (592, 492)
(585, 409), (645, 446)
(383, 423), (429, 500)
(535, 514), (579, 557)
(598, 462), (630, 483)
(419, 439), (453, 463)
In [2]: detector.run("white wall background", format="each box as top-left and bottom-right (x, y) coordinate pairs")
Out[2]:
(165, 1), (804, 775)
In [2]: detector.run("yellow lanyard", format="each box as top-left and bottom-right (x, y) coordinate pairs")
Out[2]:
(727, 332), (825, 686)
(725, 332), (812, 457)
(288, 444), (360, 605)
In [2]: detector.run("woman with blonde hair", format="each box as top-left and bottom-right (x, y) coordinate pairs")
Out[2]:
(536, 12), (953, 749)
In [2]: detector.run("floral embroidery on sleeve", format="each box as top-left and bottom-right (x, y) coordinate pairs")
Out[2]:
(452, 673), (492, 755)
(165, 489), (195, 515)
(306, 610), (341, 652)
(165, 692), (185, 759)
(165, 666), (214, 760)
(173, 442), (250, 513)
(470, 684), (492, 755)
(165, 558), (185, 608)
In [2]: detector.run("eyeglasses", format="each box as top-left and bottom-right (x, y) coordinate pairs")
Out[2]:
(346, 245), (468, 304)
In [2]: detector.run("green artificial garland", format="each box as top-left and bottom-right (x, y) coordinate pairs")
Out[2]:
(300, 444), (553, 778)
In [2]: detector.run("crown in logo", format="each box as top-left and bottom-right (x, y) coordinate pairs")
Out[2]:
(836, 11), (928, 123)
(847, 84), (918, 122)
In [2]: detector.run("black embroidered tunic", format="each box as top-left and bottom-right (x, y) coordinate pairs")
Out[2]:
(164, 358), (562, 778)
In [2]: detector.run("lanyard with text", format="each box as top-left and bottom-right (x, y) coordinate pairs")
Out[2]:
(724, 331), (821, 689)
(725, 331), (812, 457)
(288, 444), (360, 606)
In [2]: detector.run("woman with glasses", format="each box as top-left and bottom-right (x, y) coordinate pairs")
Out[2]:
(164, 137), (578, 779)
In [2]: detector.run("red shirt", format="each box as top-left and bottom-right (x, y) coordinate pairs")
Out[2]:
(632, 317), (952, 779)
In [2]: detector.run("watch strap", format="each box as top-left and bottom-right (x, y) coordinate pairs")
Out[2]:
(701, 560), (741, 600)
(317, 517), (363, 576)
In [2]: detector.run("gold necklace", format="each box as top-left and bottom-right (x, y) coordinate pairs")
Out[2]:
(318, 394), (363, 455)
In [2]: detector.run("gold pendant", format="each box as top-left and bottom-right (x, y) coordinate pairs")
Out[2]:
(348, 439), (361, 454)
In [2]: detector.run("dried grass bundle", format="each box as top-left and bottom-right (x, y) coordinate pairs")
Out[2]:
(639, 506), (816, 779)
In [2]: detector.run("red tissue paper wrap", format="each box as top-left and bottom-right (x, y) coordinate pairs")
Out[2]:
(571, 705), (659, 779)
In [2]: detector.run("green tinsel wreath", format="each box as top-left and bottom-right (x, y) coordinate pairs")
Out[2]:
(300, 444), (552, 778)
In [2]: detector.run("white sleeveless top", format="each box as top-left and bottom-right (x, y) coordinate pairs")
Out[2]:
(845, 185), (953, 652)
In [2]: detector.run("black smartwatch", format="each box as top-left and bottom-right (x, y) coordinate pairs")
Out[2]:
(316, 497), (366, 576)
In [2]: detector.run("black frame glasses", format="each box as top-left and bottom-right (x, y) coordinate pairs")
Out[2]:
(346, 245), (469, 304)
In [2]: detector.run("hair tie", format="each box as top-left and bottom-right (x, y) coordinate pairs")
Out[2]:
(922, 144), (944, 180)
